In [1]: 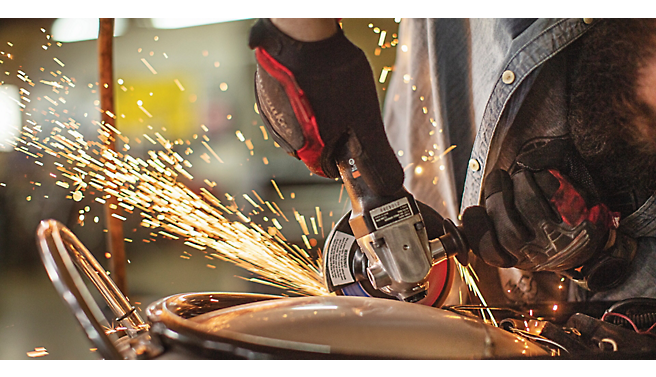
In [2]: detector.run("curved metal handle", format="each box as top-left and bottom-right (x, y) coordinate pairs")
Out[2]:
(36, 219), (147, 359)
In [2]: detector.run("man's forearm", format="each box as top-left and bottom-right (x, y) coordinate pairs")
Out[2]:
(270, 18), (338, 42)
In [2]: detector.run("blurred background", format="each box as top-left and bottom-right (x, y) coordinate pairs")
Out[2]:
(0, 18), (400, 359)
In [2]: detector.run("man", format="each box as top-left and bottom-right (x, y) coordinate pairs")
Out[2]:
(248, 18), (656, 304)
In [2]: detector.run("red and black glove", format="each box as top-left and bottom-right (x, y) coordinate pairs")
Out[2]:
(248, 18), (404, 197)
(461, 136), (633, 291)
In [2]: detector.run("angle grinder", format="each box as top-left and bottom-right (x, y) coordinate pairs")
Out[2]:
(322, 134), (470, 306)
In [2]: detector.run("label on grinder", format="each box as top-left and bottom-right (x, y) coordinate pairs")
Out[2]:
(327, 231), (356, 286)
(370, 197), (413, 230)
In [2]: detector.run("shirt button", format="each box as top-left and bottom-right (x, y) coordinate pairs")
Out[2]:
(468, 158), (480, 172)
(583, 18), (593, 24)
(502, 70), (515, 85)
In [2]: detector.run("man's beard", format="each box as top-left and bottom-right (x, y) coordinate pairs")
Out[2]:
(568, 19), (656, 197)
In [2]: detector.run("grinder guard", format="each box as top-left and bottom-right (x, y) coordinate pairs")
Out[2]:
(322, 202), (457, 307)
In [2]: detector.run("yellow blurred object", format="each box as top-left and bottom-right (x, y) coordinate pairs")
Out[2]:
(115, 74), (198, 139)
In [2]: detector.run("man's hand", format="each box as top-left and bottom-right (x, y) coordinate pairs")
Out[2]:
(464, 166), (616, 270)
(248, 18), (404, 196)
(461, 136), (633, 291)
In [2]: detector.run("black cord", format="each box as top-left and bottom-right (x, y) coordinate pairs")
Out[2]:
(505, 326), (570, 355)
(115, 306), (137, 323)
(604, 297), (656, 331)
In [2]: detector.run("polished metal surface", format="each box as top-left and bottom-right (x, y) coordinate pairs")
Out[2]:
(36, 219), (551, 360)
(149, 294), (551, 359)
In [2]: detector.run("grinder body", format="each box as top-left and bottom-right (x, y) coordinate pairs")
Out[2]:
(324, 136), (469, 303)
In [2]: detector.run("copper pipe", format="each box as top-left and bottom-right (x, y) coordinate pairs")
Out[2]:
(98, 18), (127, 294)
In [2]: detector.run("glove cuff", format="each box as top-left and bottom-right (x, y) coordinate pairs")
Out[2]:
(249, 18), (360, 74)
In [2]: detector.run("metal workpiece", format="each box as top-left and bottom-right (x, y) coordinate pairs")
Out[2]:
(35, 219), (559, 360)
(36, 219), (158, 360)
(357, 213), (433, 302)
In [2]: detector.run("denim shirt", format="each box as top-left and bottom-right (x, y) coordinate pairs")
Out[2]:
(384, 18), (596, 218)
(383, 18), (656, 300)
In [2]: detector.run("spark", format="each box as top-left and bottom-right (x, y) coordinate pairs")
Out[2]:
(111, 213), (127, 221)
(243, 193), (263, 211)
(259, 125), (268, 140)
(201, 141), (224, 163)
(140, 58), (158, 74)
(379, 66), (391, 84)
(301, 234), (311, 249)
(3, 28), (332, 298)
(378, 30), (387, 46)
(173, 78), (185, 91)
(315, 206), (324, 237)
(138, 104), (153, 118)
(436, 145), (457, 161)
(40, 80), (63, 88)
(44, 96), (58, 106)
(158, 231), (179, 239)
(457, 263), (497, 326)
(251, 190), (265, 205)
(142, 134), (157, 145)
(241, 277), (290, 290)
(310, 217), (318, 235)
(27, 347), (48, 358)
(294, 209), (310, 235)
(265, 201), (279, 216)
(271, 179), (284, 200)
(101, 121), (121, 135)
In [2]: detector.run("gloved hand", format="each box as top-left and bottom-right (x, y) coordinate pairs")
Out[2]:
(461, 136), (630, 290)
(248, 18), (404, 197)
